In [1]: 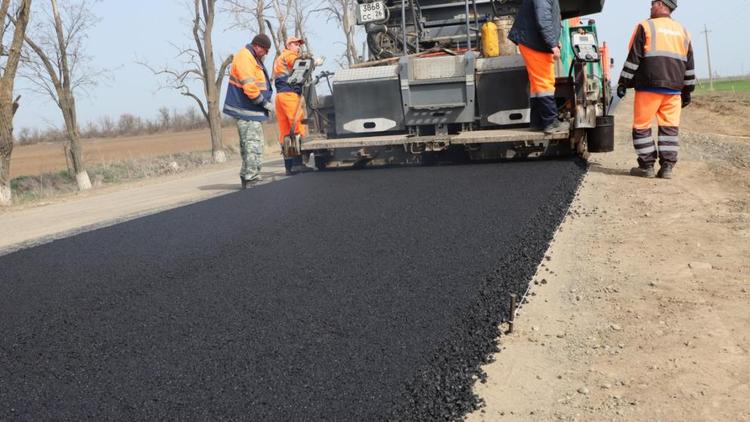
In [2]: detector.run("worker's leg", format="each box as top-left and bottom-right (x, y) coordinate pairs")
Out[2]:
(519, 44), (557, 130)
(632, 91), (662, 168)
(655, 94), (682, 168)
(276, 95), (292, 144)
(276, 95), (295, 174)
(237, 119), (265, 182)
(277, 92), (307, 138)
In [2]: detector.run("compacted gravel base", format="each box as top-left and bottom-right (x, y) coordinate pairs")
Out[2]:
(0, 160), (584, 421)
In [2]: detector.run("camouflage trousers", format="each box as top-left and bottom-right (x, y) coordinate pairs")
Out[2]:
(237, 119), (265, 181)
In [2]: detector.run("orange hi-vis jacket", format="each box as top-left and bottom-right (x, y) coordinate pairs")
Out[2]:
(223, 44), (272, 122)
(273, 49), (302, 95)
(618, 17), (695, 93)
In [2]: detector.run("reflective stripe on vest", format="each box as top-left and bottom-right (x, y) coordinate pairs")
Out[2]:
(643, 18), (690, 61)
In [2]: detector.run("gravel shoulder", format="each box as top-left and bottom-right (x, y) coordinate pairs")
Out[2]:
(468, 94), (750, 421)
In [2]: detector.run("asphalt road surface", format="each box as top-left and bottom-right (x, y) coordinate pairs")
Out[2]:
(0, 160), (585, 421)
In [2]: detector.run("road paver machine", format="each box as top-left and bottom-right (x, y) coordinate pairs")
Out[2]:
(299, 0), (613, 169)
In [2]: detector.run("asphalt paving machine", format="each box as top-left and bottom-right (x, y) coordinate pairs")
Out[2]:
(300, 0), (614, 169)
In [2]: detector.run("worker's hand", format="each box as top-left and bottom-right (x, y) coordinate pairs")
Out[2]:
(616, 84), (627, 99)
(551, 46), (561, 60)
(681, 92), (691, 108)
(263, 101), (275, 119)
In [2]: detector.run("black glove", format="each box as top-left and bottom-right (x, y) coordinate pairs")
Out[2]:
(616, 84), (627, 99)
(681, 92), (691, 108)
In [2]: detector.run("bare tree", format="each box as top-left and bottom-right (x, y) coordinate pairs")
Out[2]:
(224, 0), (269, 35)
(269, 0), (290, 48)
(20, 0), (104, 190)
(143, 0), (231, 163)
(316, 0), (359, 66)
(226, 0), (288, 57)
(1, 0), (32, 206)
(289, 0), (315, 54)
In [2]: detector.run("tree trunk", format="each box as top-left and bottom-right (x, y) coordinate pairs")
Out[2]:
(208, 102), (226, 163)
(0, 93), (15, 205)
(0, 115), (13, 207)
(61, 95), (91, 190)
(256, 0), (265, 34)
(342, 1), (359, 66)
(201, 0), (226, 163)
(48, 0), (91, 191)
(0, 0), (32, 206)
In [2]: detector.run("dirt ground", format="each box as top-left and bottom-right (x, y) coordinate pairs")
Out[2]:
(9, 124), (280, 179)
(469, 93), (750, 421)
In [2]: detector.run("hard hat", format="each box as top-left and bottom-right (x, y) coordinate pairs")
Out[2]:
(660, 0), (677, 10)
(251, 34), (272, 50)
(286, 37), (305, 47)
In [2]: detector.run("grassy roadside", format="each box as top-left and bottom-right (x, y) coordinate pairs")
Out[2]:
(10, 149), (238, 205)
(695, 78), (750, 94)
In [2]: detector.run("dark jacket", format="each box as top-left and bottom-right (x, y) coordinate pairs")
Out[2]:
(223, 45), (273, 122)
(617, 18), (695, 93)
(508, 0), (562, 53)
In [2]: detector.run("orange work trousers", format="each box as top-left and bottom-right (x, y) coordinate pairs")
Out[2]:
(275, 92), (307, 144)
(632, 91), (682, 165)
(519, 44), (557, 129)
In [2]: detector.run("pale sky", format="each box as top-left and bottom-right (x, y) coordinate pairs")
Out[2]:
(12, 0), (750, 132)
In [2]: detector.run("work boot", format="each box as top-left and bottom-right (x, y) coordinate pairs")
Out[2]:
(543, 120), (570, 135)
(629, 165), (656, 178)
(657, 164), (674, 179)
(291, 163), (314, 174)
(241, 175), (262, 188)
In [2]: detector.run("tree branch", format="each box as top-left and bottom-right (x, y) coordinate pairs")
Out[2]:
(216, 54), (232, 89)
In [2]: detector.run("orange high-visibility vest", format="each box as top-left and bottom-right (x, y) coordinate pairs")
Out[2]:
(618, 17), (695, 93)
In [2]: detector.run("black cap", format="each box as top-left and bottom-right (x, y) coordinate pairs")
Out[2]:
(660, 0), (677, 10)
(251, 34), (272, 50)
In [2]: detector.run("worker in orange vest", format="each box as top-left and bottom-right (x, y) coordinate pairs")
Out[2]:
(617, 0), (695, 179)
(223, 34), (274, 189)
(273, 36), (312, 175)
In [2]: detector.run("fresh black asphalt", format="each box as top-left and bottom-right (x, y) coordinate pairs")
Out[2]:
(0, 160), (585, 421)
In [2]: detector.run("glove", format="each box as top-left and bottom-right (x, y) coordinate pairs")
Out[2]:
(681, 92), (691, 108)
(616, 84), (627, 99)
(262, 101), (275, 119)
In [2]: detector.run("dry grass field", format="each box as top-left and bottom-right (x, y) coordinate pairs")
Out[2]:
(10, 124), (281, 179)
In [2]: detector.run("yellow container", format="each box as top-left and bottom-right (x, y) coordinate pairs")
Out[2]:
(481, 21), (500, 57)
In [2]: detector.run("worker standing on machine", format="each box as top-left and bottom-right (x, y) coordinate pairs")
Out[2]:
(616, 0), (694, 179)
(508, 0), (568, 134)
(273, 36), (312, 175)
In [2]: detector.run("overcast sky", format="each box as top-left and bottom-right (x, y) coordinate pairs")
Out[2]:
(12, 0), (750, 132)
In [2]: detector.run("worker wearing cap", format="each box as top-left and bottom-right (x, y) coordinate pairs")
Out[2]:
(508, 0), (568, 134)
(617, 0), (695, 179)
(223, 34), (274, 189)
(273, 36), (312, 175)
